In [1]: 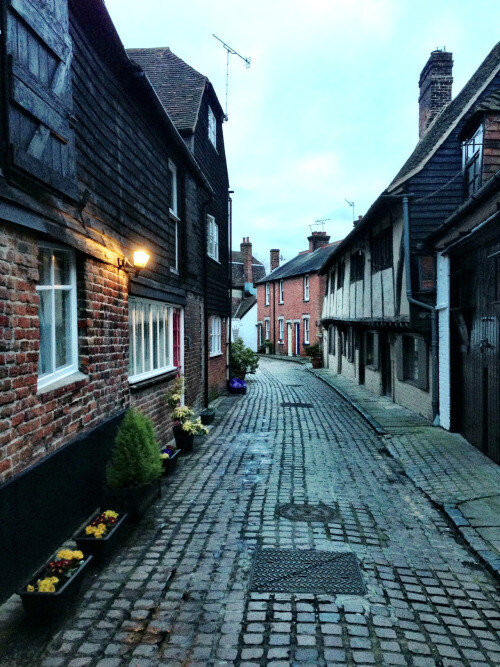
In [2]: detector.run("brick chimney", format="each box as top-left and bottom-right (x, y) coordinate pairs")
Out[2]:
(240, 237), (256, 295)
(270, 249), (280, 271)
(308, 231), (331, 252)
(418, 49), (453, 139)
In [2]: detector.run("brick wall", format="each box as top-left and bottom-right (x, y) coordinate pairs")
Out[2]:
(258, 273), (327, 356)
(208, 317), (227, 397)
(0, 223), (130, 484)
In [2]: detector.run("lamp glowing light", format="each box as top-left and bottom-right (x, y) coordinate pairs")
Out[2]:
(133, 250), (150, 270)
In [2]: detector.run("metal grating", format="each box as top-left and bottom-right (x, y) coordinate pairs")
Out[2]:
(250, 549), (366, 595)
(281, 402), (313, 408)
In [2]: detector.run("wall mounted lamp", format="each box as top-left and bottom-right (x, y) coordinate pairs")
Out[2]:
(117, 250), (151, 275)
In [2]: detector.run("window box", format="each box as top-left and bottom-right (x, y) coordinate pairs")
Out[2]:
(75, 511), (128, 565)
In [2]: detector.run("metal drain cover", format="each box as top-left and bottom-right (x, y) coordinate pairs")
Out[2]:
(278, 503), (338, 522)
(250, 549), (366, 595)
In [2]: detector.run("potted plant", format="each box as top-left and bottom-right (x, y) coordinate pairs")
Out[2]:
(263, 339), (274, 355)
(171, 408), (208, 452)
(74, 510), (128, 565)
(304, 342), (322, 368)
(160, 445), (180, 475)
(200, 408), (216, 425)
(19, 548), (92, 617)
(230, 338), (259, 379)
(103, 408), (162, 521)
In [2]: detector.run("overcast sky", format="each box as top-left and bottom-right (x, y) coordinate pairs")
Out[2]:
(105, 0), (500, 269)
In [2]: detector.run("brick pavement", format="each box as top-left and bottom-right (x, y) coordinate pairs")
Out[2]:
(1, 357), (500, 666)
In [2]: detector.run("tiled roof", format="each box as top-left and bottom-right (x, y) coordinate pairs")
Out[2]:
(257, 243), (340, 284)
(126, 47), (207, 133)
(231, 252), (265, 287)
(388, 42), (500, 191)
(233, 295), (257, 319)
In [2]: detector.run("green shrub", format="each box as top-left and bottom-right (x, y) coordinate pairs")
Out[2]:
(304, 342), (320, 358)
(106, 408), (162, 488)
(230, 338), (259, 375)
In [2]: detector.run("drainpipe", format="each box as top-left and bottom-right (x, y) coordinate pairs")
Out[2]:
(403, 196), (439, 424)
(227, 191), (233, 391)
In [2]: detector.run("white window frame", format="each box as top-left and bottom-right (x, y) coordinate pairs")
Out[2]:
(129, 297), (176, 383)
(207, 214), (219, 261)
(265, 318), (270, 340)
(304, 274), (310, 301)
(36, 244), (78, 390)
(208, 106), (217, 148)
(210, 316), (222, 356)
(303, 316), (310, 344)
(279, 280), (284, 303)
(278, 317), (284, 341)
(168, 160), (178, 218)
(265, 283), (270, 306)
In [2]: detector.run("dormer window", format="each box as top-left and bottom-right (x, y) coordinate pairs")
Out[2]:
(462, 124), (483, 197)
(208, 106), (217, 148)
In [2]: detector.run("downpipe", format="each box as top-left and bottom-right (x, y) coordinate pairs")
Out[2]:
(403, 196), (440, 425)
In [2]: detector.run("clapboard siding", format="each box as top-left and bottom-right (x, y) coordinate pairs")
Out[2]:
(69, 14), (204, 300)
(193, 92), (230, 316)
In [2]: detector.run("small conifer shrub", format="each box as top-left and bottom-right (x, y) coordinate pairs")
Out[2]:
(106, 408), (162, 488)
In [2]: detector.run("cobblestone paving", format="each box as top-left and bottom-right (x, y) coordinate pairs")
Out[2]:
(2, 358), (500, 666)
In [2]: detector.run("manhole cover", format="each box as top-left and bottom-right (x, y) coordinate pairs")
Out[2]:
(278, 503), (338, 522)
(281, 402), (313, 408)
(250, 549), (365, 595)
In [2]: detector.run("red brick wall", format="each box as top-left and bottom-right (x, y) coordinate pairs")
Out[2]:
(257, 273), (326, 356)
(0, 223), (130, 484)
(208, 317), (227, 398)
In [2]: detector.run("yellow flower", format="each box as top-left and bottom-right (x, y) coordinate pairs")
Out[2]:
(37, 577), (59, 593)
(57, 549), (83, 561)
(27, 585), (34, 592)
(103, 510), (118, 519)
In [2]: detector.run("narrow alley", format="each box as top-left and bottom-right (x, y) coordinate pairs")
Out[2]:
(1, 358), (500, 666)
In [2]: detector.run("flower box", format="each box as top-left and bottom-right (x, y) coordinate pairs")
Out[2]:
(19, 552), (93, 617)
(161, 448), (180, 475)
(75, 511), (128, 564)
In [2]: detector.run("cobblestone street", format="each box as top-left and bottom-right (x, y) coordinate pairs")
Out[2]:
(2, 358), (500, 666)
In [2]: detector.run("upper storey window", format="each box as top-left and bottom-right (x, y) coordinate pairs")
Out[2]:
(208, 106), (217, 148)
(350, 251), (365, 283)
(462, 124), (483, 197)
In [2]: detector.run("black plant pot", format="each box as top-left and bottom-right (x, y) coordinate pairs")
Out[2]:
(19, 555), (93, 617)
(173, 424), (195, 453)
(75, 512), (128, 564)
(161, 448), (180, 475)
(102, 478), (161, 522)
(200, 409), (215, 425)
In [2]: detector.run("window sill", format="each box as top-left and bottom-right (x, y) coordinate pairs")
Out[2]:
(209, 351), (223, 358)
(129, 368), (178, 392)
(37, 370), (88, 395)
(208, 255), (221, 264)
(303, 299), (310, 302)
(170, 267), (179, 275)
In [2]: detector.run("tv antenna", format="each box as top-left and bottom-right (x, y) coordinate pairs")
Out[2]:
(345, 199), (355, 222)
(309, 218), (330, 233)
(213, 34), (251, 121)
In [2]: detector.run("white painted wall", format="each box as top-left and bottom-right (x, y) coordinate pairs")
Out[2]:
(436, 253), (451, 430)
(231, 303), (258, 351)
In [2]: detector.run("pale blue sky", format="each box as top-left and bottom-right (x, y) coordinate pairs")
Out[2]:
(105, 0), (500, 268)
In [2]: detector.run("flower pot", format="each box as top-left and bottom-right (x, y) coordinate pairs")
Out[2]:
(102, 478), (161, 522)
(173, 424), (195, 453)
(161, 448), (180, 475)
(200, 409), (215, 425)
(75, 512), (128, 565)
(311, 357), (322, 369)
(19, 554), (93, 617)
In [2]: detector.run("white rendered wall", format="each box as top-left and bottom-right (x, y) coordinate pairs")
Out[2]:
(233, 303), (258, 351)
(437, 253), (451, 430)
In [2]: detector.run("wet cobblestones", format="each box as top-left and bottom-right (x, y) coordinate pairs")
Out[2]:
(1, 358), (500, 665)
